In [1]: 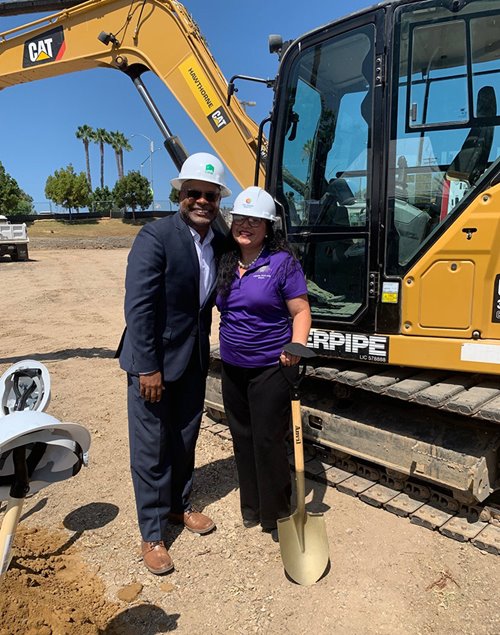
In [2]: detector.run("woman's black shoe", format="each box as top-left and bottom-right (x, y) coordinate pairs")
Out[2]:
(242, 519), (259, 528)
(262, 526), (279, 542)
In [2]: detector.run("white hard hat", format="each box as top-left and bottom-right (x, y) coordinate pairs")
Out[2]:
(170, 152), (231, 197)
(0, 411), (91, 500)
(232, 186), (277, 222)
(0, 361), (51, 417)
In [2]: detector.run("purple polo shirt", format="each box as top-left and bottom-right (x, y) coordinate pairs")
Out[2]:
(217, 249), (308, 368)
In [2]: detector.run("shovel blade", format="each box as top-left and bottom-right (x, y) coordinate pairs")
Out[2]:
(277, 510), (329, 586)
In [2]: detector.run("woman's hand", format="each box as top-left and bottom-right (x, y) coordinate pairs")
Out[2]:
(282, 294), (312, 366)
(280, 350), (301, 366)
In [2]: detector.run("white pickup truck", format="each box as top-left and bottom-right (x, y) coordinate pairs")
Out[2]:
(0, 215), (29, 261)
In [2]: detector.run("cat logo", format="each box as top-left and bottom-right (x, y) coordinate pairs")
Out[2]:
(207, 106), (230, 132)
(23, 27), (66, 68)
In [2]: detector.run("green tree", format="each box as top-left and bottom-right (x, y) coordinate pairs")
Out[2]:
(17, 192), (35, 215)
(93, 128), (112, 189)
(0, 161), (34, 216)
(169, 186), (180, 209)
(113, 171), (152, 222)
(45, 164), (90, 221)
(109, 131), (132, 180)
(90, 186), (114, 217)
(75, 124), (95, 190)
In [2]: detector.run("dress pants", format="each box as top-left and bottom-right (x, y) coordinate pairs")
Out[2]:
(127, 348), (206, 541)
(221, 361), (295, 529)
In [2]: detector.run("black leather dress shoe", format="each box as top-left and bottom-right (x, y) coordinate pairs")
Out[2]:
(262, 527), (279, 542)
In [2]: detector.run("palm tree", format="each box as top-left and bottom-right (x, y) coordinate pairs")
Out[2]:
(75, 124), (95, 190)
(301, 138), (314, 163)
(93, 128), (112, 188)
(109, 131), (133, 180)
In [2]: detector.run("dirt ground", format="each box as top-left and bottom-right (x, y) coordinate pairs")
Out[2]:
(1, 236), (499, 634)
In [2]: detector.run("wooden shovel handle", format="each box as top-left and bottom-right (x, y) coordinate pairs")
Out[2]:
(291, 398), (306, 519)
(291, 400), (304, 473)
(0, 496), (25, 578)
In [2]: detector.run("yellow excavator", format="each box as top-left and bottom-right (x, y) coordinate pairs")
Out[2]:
(2, 0), (500, 550)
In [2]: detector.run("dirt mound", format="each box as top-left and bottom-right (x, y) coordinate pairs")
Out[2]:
(0, 526), (119, 635)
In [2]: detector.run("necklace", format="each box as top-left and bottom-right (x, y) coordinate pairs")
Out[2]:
(238, 247), (264, 270)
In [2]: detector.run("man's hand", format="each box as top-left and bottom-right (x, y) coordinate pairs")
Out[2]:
(139, 371), (164, 403)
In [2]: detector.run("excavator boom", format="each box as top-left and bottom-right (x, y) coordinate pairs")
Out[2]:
(0, 0), (265, 186)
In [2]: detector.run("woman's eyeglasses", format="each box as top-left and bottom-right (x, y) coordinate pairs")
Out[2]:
(232, 214), (264, 227)
(183, 189), (220, 202)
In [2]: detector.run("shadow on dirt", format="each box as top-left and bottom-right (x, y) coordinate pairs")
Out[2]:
(20, 497), (48, 521)
(102, 605), (180, 634)
(10, 502), (120, 571)
(42, 502), (121, 555)
(0, 347), (117, 365)
(192, 455), (238, 509)
(164, 455), (239, 547)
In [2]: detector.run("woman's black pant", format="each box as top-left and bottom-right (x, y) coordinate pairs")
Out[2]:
(221, 361), (295, 529)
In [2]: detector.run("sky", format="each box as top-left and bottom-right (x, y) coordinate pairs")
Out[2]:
(0, 0), (373, 211)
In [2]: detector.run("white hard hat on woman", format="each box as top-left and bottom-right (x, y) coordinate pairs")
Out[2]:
(170, 152), (232, 197)
(232, 186), (277, 221)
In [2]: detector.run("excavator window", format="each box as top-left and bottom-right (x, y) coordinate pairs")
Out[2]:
(277, 24), (375, 322)
(386, 0), (500, 273)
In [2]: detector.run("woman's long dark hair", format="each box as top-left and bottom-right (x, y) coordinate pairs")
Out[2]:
(217, 221), (297, 297)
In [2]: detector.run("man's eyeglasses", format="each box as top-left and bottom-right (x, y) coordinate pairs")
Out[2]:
(183, 189), (220, 203)
(232, 214), (265, 227)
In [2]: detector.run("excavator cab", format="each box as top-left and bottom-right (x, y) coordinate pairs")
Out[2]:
(269, 0), (500, 353)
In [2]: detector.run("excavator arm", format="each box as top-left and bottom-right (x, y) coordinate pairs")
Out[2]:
(0, 0), (266, 185)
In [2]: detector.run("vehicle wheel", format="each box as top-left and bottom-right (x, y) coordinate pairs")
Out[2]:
(15, 245), (29, 261)
(10, 250), (19, 262)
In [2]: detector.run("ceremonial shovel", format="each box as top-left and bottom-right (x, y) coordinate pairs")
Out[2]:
(277, 343), (329, 586)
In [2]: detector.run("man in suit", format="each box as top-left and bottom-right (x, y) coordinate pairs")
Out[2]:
(118, 152), (230, 574)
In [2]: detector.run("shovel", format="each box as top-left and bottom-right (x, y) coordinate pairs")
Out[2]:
(0, 446), (29, 578)
(0, 371), (39, 578)
(277, 343), (329, 586)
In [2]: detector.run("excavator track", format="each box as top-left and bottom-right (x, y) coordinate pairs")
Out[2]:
(205, 351), (500, 556)
(307, 360), (500, 423)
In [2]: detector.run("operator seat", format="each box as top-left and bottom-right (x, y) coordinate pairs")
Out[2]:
(447, 85), (497, 185)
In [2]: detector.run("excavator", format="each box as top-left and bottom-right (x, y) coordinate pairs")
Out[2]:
(2, 0), (500, 552)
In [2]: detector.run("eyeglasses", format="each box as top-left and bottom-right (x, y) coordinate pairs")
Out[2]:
(183, 189), (220, 203)
(232, 214), (265, 227)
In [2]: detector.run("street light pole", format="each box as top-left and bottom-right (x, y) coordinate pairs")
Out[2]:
(240, 100), (257, 113)
(131, 133), (155, 206)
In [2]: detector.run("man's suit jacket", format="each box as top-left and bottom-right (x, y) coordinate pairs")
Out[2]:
(118, 212), (225, 382)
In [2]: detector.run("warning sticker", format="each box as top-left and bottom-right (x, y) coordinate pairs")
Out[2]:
(382, 281), (399, 304)
(23, 27), (65, 68)
(180, 56), (230, 132)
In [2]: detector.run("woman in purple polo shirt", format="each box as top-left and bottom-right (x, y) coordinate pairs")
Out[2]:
(216, 186), (311, 541)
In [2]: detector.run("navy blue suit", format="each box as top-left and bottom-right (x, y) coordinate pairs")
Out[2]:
(118, 212), (224, 541)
